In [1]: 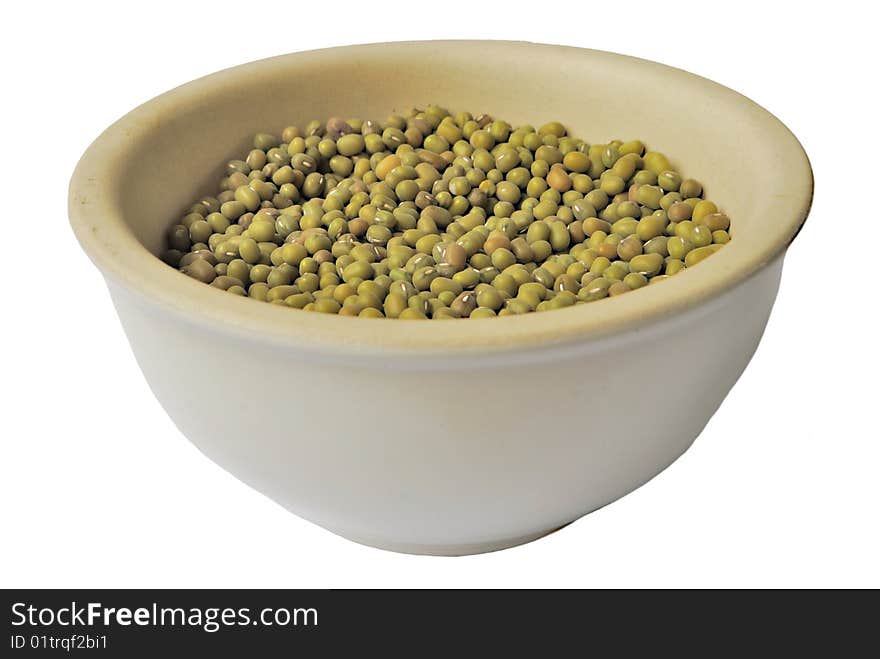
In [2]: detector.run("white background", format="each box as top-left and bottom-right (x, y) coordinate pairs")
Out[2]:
(2, 1), (877, 588)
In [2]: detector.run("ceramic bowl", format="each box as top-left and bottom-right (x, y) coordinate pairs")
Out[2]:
(69, 41), (812, 555)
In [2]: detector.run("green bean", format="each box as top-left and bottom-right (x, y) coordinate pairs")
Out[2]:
(166, 109), (731, 317)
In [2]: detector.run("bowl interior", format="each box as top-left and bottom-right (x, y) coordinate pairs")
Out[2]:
(71, 41), (812, 356)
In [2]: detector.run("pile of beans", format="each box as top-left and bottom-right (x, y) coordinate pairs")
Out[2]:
(163, 106), (730, 319)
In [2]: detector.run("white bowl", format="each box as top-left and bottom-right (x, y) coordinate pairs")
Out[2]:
(69, 42), (812, 555)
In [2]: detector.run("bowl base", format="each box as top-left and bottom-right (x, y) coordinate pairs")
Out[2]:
(338, 523), (572, 556)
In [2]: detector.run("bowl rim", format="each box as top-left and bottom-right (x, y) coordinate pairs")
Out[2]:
(68, 40), (813, 358)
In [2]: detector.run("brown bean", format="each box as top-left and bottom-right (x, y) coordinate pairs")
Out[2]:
(547, 165), (572, 192)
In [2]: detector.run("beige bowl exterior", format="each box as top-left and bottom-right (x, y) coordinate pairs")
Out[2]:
(69, 42), (812, 555)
